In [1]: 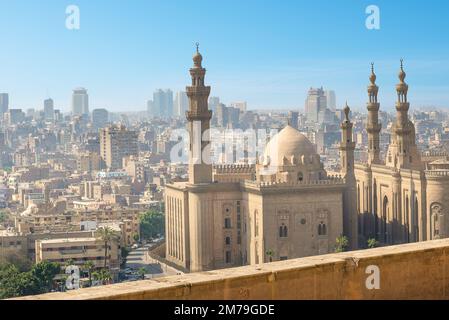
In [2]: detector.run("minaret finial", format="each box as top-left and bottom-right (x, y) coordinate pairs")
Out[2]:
(398, 58), (406, 83)
(196, 42), (199, 53)
(369, 62), (377, 85)
(344, 101), (350, 121)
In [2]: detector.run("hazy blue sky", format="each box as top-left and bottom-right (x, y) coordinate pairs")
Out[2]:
(0, 0), (448, 112)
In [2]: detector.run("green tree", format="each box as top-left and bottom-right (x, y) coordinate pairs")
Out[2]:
(92, 268), (112, 285)
(367, 238), (379, 249)
(137, 267), (146, 280)
(82, 261), (95, 287)
(0, 261), (60, 299)
(0, 264), (22, 299)
(0, 211), (8, 223)
(30, 261), (61, 294)
(335, 235), (349, 253)
(133, 233), (140, 243)
(95, 227), (120, 269)
(139, 209), (165, 240)
(64, 259), (75, 268)
(266, 249), (274, 262)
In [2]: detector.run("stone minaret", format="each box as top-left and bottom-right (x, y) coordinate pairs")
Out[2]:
(366, 63), (382, 164)
(340, 103), (358, 249)
(386, 60), (421, 170)
(186, 44), (213, 184)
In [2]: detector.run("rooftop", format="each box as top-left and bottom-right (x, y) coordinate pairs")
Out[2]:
(15, 239), (449, 300)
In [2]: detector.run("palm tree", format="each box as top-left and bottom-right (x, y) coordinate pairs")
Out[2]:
(335, 235), (349, 253)
(265, 249), (274, 262)
(95, 227), (120, 269)
(367, 238), (379, 249)
(82, 261), (95, 287)
(92, 268), (112, 285)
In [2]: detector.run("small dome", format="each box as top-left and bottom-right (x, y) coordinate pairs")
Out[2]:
(193, 43), (202, 67)
(193, 52), (202, 66)
(263, 125), (317, 166)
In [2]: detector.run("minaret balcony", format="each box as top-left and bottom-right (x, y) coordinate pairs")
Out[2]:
(366, 124), (381, 133)
(395, 102), (410, 111)
(186, 110), (212, 121)
(366, 103), (380, 111)
(186, 86), (211, 96)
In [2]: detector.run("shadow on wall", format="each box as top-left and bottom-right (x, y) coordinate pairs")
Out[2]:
(358, 212), (420, 248)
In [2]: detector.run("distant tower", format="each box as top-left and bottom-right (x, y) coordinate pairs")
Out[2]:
(288, 111), (299, 129)
(72, 88), (89, 116)
(386, 60), (421, 170)
(340, 103), (358, 249)
(0, 93), (9, 115)
(366, 63), (381, 164)
(44, 98), (54, 121)
(186, 44), (212, 184)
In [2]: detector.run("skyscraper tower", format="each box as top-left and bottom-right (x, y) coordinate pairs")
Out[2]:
(0, 93), (9, 115)
(386, 60), (421, 170)
(366, 63), (381, 164)
(340, 103), (358, 249)
(72, 88), (89, 116)
(44, 98), (54, 121)
(186, 44), (212, 184)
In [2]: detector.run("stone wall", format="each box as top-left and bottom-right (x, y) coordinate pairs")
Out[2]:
(14, 239), (449, 300)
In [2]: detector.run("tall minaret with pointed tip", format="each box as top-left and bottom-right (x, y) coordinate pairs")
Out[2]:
(386, 60), (421, 170)
(340, 103), (358, 249)
(366, 63), (382, 164)
(186, 43), (213, 184)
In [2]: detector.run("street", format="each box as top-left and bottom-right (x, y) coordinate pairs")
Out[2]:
(124, 246), (180, 280)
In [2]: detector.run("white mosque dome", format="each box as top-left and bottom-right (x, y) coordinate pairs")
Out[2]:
(263, 125), (317, 166)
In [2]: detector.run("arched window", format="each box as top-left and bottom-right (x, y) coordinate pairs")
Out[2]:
(431, 203), (443, 239)
(254, 210), (259, 237)
(279, 224), (288, 238)
(373, 181), (378, 239)
(318, 222), (327, 236)
(414, 198), (419, 241)
(357, 185), (360, 213)
(382, 196), (389, 243)
(297, 172), (303, 182)
(405, 195), (410, 242)
(225, 236), (231, 245)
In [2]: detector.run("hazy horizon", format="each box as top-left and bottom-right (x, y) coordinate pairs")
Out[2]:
(1, 0), (448, 112)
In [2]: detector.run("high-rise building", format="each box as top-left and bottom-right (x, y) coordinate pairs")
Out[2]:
(215, 103), (228, 127)
(4, 109), (25, 125)
(0, 93), (9, 114)
(230, 101), (247, 113)
(228, 106), (240, 128)
(325, 90), (336, 111)
(54, 109), (62, 122)
(92, 108), (109, 129)
(305, 87), (327, 122)
(208, 97), (220, 113)
(153, 89), (174, 118)
(174, 91), (188, 117)
(44, 98), (54, 121)
(99, 124), (138, 170)
(72, 88), (89, 116)
(146, 100), (154, 118)
(288, 111), (299, 129)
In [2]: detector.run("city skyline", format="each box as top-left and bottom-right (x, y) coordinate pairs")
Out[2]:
(0, 1), (448, 111)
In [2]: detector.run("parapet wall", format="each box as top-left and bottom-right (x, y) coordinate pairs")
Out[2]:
(14, 239), (449, 300)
